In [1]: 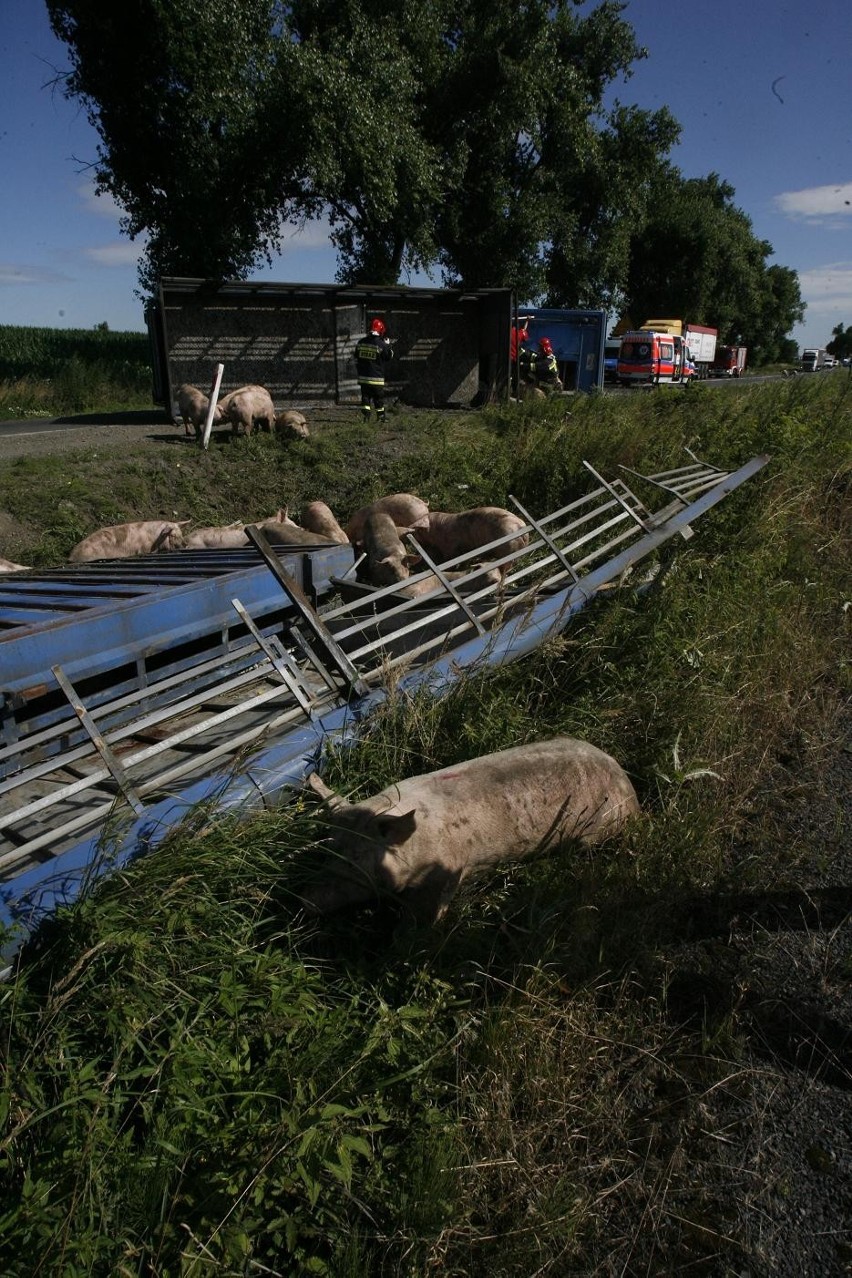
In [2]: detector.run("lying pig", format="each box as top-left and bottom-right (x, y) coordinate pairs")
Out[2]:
(397, 565), (501, 598)
(184, 523), (251, 550)
(276, 409), (310, 439)
(302, 737), (639, 920)
(0, 556), (30, 572)
(414, 507), (528, 568)
(175, 383), (220, 438)
(258, 522), (336, 548)
(184, 509), (297, 550)
(68, 519), (189, 563)
(218, 384), (276, 436)
(345, 493), (430, 548)
(301, 501), (349, 544)
(362, 510), (411, 586)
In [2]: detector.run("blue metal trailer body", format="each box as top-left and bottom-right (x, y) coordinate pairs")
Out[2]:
(521, 308), (607, 392)
(1, 452), (770, 966)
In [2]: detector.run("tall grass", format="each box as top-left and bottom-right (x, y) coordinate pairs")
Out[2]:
(0, 372), (850, 1273)
(0, 325), (153, 417)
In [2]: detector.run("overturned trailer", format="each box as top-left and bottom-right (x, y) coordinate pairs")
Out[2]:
(146, 278), (513, 414)
(0, 449), (769, 966)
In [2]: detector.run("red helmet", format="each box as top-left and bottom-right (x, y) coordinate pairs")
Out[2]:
(370, 318), (386, 336)
(539, 337), (553, 355)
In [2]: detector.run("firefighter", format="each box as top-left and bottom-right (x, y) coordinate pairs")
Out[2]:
(354, 318), (393, 423)
(532, 337), (563, 395)
(510, 315), (532, 396)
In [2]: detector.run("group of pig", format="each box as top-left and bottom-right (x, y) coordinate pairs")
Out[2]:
(0, 492), (529, 587)
(176, 382), (309, 441)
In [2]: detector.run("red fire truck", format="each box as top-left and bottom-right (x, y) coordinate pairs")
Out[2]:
(711, 345), (747, 378)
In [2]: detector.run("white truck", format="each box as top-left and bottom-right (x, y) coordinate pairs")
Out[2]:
(801, 348), (827, 372)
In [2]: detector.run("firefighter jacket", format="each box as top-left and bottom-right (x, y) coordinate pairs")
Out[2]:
(355, 332), (393, 385)
(533, 350), (561, 391)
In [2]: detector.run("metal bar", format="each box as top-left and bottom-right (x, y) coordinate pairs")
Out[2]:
(617, 464), (692, 506)
(231, 597), (316, 716)
(0, 641), (272, 773)
(582, 461), (650, 531)
(508, 494), (580, 581)
(50, 665), (145, 817)
(405, 536), (486, 635)
(245, 526), (370, 698)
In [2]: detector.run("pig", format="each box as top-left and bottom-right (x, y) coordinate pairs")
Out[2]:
(413, 508), (529, 569)
(362, 510), (412, 586)
(397, 565), (501, 598)
(175, 383), (221, 439)
(184, 509), (298, 550)
(218, 384), (276, 436)
(68, 520), (189, 563)
(302, 737), (639, 920)
(184, 523), (251, 550)
(300, 501), (349, 545)
(257, 522), (336, 548)
(0, 556), (30, 572)
(276, 409), (310, 439)
(345, 493), (430, 548)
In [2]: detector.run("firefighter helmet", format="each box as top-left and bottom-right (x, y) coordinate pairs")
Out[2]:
(539, 337), (553, 355)
(370, 318), (386, 336)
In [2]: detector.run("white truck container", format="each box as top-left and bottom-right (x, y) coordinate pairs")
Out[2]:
(641, 319), (717, 378)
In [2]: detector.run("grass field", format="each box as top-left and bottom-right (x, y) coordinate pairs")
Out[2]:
(0, 357), (850, 1275)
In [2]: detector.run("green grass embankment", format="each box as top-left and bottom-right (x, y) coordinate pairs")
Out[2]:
(0, 373), (850, 1274)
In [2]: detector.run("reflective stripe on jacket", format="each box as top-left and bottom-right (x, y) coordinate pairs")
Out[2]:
(355, 332), (393, 384)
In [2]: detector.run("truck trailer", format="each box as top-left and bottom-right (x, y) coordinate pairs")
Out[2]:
(617, 319), (718, 386)
(711, 345), (747, 378)
(800, 348), (827, 372)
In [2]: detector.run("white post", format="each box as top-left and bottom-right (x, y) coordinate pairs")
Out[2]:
(201, 364), (225, 450)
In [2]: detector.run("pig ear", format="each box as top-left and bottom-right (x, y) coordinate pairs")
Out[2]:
(375, 808), (417, 846)
(307, 772), (349, 810)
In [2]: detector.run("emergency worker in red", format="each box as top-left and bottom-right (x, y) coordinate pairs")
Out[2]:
(354, 318), (393, 423)
(510, 316), (531, 396)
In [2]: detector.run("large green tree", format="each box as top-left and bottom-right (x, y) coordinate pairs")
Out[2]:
(622, 169), (805, 363)
(47, 0), (310, 295)
(827, 322), (852, 362)
(46, 0), (674, 295)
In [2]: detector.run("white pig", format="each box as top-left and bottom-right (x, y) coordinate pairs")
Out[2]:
(303, 737), (639, 920)
(413, 508), (529, 567)
(68, 520), (189, 563)
(300, 501), (349, 544)
(218, 384), (276, 436)
(345, 493), (430, 548)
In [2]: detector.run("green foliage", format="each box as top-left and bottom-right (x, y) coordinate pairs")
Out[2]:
(827, 321), (852, 361)
(622, 170), (806, 363)
(0, 373), (850, 1271)
(0, 324), (150, 383)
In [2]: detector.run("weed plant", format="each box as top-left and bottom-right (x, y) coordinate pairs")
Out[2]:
(0, 325), (152, 417)
(0, 372), (850, 1273)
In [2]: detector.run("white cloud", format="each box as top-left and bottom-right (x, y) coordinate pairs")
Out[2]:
(281, 216), (334, 249)
(0, 262), (72, 286)
(775, 182), (852, 223)
(84, 241), (145, 267)
(797, 262), (852, 311)
(75, 180), (125, 222)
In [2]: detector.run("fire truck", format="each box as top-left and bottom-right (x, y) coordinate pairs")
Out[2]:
(711, 345), (747, 378)
(617, 319), (717, 386)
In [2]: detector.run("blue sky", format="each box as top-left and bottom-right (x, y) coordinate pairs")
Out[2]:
(1, 0), (850, 349)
